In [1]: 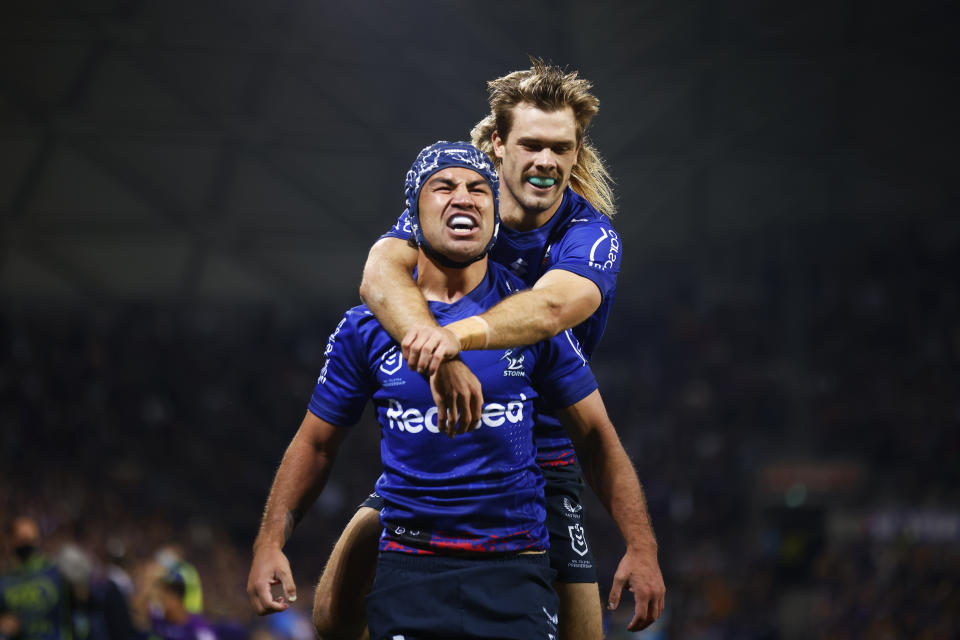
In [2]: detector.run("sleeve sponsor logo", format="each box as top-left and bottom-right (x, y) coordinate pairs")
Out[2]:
(317, 317), (348, 385)
(587, 228), (620, 270)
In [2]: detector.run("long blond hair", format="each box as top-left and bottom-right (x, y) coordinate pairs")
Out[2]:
(470, 58), (616, 218)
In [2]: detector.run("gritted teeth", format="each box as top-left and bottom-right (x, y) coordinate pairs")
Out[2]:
(527, 176), (557, 188)
(448, 214), (477, 230)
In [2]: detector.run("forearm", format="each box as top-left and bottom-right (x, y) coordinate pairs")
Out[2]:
(359, 238), (436, 341)
(453, 289), (562, 350)
(253, 417), (338, 552)
(560, 392), (657, 551)
(446, 269), (601, 351)
(578, 427), (657, 551)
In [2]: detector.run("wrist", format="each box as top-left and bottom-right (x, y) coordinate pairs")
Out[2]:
(625, 533), (658, 556)
(449, 316), (490, 351)
(252, 533), (284, 553)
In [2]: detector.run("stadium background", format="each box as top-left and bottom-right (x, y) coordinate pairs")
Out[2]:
(1, 1), (957, 638)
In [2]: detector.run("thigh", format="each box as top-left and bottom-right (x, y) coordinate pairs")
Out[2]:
(554, 581), (603, 640)
(313, 506), (381, 639)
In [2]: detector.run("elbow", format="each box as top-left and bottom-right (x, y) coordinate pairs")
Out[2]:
(359, 265), (386, 308)
(358, 276), (374, 307)
(541, 297), (567, 337)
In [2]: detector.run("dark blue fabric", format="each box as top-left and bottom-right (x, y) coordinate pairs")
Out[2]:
(308, 262), (597, 555)
(365, 552), (558, 640)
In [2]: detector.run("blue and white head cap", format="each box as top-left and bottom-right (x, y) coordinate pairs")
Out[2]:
(404, 140), (500, 269)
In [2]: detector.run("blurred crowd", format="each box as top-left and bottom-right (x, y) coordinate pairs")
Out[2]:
(2, 226), (958, 639)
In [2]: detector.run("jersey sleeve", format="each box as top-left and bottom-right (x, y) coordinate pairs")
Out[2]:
(308, 311), (372, 427)
(546, 220), (621, 300)
(379, 209), (414, 242)
(532, 329), (598, 410)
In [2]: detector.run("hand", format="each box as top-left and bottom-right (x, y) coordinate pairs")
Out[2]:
(607, 544), (666, 631)
(247, 545), (297, 615)
(402, 324), (461, 375)
(429, 358), (483, 437)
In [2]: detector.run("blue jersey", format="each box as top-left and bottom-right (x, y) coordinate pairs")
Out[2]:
(309, 262), (597, 554)
(383, 187), (620, 467)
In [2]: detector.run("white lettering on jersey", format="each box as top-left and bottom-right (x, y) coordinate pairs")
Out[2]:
(318, 317), (348, 384)
(588, 228), (620, 270)
(385, 395), (527, 433)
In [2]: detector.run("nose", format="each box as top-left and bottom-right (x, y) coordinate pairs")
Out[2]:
(533, 147), (557, 170)
(451, 183), (473, 204)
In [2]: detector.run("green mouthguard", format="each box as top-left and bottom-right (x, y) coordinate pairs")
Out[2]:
(528, 176), (556, 187)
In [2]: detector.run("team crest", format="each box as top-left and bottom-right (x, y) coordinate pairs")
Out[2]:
(568, 524), (589, 557)
(379, 346), (403, 375)
(500, 349), (525, 377)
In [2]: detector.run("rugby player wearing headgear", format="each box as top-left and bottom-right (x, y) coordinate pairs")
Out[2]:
(247, 141), (657, 639)
(312, 60), (665, 639)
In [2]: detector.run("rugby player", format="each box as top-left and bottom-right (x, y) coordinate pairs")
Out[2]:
(314, 60), (665, 639)
(247, 142), (659, 639)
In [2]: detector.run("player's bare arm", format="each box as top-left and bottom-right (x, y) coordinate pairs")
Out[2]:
(407, 268), (602, 375)
(556, 389), (666, 632)
(359, 237), (438, 342)
(360, 236), (482, 432)
(247, 412), (348, 615)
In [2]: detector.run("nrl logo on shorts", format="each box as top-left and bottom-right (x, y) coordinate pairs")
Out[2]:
(568, 523), (589, 557)
(500, 349), (526, 377)
(379, 346), (403, 376)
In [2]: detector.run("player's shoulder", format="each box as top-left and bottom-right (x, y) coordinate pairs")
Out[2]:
(326, 305), (395, 363)
(561, 189), (617, 234)
(330, 305), (384, 344)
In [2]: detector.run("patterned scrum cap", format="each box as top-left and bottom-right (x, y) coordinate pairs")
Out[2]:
(403, 140), (500, 268)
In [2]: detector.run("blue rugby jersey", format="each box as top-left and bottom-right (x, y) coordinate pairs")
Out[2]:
(383, 187), (620, 467)
(308, 262), (597, 555)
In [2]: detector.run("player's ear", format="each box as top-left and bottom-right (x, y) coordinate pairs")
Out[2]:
(491, 131), (506, 160)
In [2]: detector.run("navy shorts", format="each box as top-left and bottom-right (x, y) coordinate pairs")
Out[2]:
(542, 463), (598, 583)
(359, 467), (598, 585)
(365, 551), (559, 640)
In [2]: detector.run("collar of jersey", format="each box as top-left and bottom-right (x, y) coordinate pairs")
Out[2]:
(422, 263), (497, 316)
(499, 188), (579, 246)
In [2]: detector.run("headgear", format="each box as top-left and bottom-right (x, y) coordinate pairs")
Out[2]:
(403, 141), (500, 268)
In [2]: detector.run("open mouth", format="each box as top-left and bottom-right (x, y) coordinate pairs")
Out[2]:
(526, 176), (557, 189)
(446, 213), (479, 236)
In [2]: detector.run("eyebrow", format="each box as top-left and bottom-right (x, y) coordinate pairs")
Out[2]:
(429, 177), (490, 189)
(516, 136), (575, 148)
